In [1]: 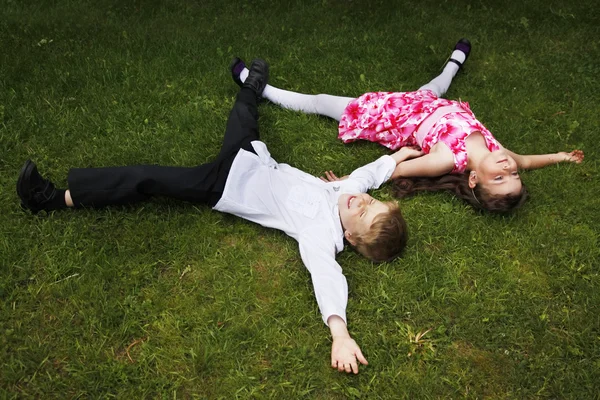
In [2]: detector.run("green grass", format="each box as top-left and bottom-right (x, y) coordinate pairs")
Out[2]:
(1, 0), (599, 398)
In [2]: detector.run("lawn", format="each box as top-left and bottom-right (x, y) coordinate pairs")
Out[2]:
(1, 0), (599, 398)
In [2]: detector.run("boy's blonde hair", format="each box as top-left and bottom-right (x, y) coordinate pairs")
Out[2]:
(353, 201), (407, 262)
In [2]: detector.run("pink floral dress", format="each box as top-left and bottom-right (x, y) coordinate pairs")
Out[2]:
(338, 90), (500, 173)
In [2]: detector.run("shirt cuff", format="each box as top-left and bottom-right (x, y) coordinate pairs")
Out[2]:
(379, 155), (397, 181)
(322, 310), (347, 326)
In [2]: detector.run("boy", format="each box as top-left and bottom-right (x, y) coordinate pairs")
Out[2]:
(17, 59), (418, 374)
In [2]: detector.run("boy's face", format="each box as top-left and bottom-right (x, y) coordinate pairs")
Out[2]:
(338, 193), (389, 245)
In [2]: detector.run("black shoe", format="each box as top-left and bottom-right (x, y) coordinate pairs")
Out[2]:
(230, 57), (246, 87)
(17, 160), (59, 213)
(243, 59), (269, 97)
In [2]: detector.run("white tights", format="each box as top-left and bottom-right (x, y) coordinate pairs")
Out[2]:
(240, 69), (353, 121)
(417, 51), (463, 96)
(239, 49), (465, 121)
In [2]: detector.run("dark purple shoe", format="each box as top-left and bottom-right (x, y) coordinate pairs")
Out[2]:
(230, 57), (246, 87)
(448, 38), (471, 69)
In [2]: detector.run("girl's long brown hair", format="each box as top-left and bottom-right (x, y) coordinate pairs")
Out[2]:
(392, 173), (528, 213)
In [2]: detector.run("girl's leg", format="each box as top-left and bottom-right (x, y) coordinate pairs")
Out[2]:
(238, 68), (354, 121)
(419, 39), (471, 97)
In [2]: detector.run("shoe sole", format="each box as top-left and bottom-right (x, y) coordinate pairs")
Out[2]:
(17, 160), (37, 212)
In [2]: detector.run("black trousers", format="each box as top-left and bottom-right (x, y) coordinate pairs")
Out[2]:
(68, 88), (260, 208)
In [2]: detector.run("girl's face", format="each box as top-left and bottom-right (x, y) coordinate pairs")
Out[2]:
(338, 193), (389, 244)
(472, 150), (522, 196)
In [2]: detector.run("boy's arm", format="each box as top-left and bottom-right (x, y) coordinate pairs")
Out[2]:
(332, 155), (396, 193)
(328, 315), (368, 374)
(330, 146), (425, 191)
(298, 233), (367, 374)
(506, 149), (584, 170)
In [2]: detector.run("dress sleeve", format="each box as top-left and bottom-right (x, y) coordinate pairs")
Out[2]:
(298, 232), (348, 326)
(342, 155), (396, 193)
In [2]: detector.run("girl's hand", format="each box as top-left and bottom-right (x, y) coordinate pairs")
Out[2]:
(560, 150), (584, 164)
(391, 146), (426, 164)
(320, 171), (348, 182)
(399, 146), (425, 160)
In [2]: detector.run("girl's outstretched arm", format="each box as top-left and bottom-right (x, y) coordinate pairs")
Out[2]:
(506, 149), (584, 170)
(390, 152), (454, 180)
(319, 146), (432, 182)
(319, 146), (452, 182)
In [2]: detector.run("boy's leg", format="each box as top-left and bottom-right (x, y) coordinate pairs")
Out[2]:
(206, 93), (264, 202)
(67, 162), (224, 208)
(208, 58), (270, 194)
(418, 39), (471, 97)
(217, 87), (261, 159)
(65, 83), (267, 208)
(231, 58), (354, 121)
(218, 59), (269, 158)
(17, 60), (270, 213)
(26, 94), (258, 210)
(17, 159), (222, 212)
(17, 60), (270, 212)
(64, 82), (262, 210)
(25, 127), (246, 210)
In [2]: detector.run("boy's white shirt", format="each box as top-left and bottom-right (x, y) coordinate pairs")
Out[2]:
(213, 141), (396, 325)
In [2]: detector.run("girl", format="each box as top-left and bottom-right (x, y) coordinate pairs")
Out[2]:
(229, 39), (584, 212)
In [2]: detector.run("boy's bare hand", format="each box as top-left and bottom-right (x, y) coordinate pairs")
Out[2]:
(559, 149), (584, 163)
(331, 336), (368, 374)
(319, 170), (349, 182)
